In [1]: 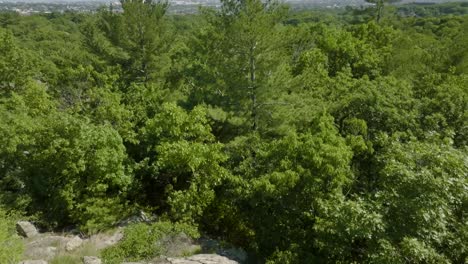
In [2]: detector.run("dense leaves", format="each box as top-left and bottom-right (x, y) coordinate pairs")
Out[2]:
(0, 1), (467, 263)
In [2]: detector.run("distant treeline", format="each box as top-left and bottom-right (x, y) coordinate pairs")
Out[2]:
(0, 0), (467, 263)
(397, 2), (468, 16)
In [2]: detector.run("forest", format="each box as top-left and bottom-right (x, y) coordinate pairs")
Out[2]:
(0, 0), (467, 263)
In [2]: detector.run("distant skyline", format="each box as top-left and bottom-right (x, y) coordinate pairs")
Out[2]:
(0, 0), (465, 4)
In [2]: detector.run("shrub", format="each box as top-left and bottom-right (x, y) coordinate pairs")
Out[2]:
(0, 208), (23, 264)
(101, 221), (199, 264)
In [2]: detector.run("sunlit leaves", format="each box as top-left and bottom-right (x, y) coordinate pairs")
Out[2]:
(0, 30), (35, 92)
(0, 85), (130, 232)
(137, 103), (227, 221)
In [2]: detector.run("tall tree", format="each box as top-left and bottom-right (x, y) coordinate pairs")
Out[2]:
(187, 0), (288, 136)
(97, 0), (170, 85)
(365, 0), (400, 22)
(0, 30), (35, 93)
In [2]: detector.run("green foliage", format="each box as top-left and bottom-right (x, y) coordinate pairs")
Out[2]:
(0, 3), (467, 263)
(0, 29), (35, 92)
(50, 242), (100, 264)
(309, 23), (385, 78)
(314, 196), (385, 261)
(23, 115), (130, 232)
(266, 248), (299, 264)
(185, 0), (289, 134)
(0, 83), (130, 232)
(364, 0), (401, 22)
(134, 103), (228, 221)
(206, 115), (354, 259)
(374, 138), (467, 262)
(96, 0), (171, 85)
(0, 208), (23, 264)
(415, 73), (468, 146)
(101, 221), (199, 263)
(397, 2), (468, 17)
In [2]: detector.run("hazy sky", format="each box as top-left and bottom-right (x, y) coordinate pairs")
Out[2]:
(1, 0), (464, 4)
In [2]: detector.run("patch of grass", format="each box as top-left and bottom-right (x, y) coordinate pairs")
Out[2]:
(49, 239), (62, 248)
(181, 245), (202, 257)
(50, 255), (80, 264)
(50, 242), (100, 264)
(0, 208), (23, 264)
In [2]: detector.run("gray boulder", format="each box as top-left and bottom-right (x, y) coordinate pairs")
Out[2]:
(23, 246), (57, 260)
(19, 260), (48, 264)
(167, 254), (239, 264)
(23, 235), (71, 260)
(66, 235), (83, 251)
(89, 229), (123, 250)
(83, 256), (102, 264)
(102, 230), (123, 248)
(16, 221), (38, 238)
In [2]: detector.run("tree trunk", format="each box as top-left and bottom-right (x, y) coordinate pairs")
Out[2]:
(376, 0), (384, 23)
(249, 43), (258, 132)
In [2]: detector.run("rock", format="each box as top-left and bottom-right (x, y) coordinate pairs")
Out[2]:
(19, 260), (48, 264)
(83, 256), (102, 264)
(23, 235), (66, 256)
(118, 211), (154, 227)
(218, 248), (247, 263)
(103, 230), (123, 247)
(167, 260), (200, 264)
(139, 210), (150, 222)
(160, 232), (200, 257)
(198, 238), (247, 263)
(167, 254), (239, 264)
(25, 235), (70, 248)
(23, 246), (57, 260)
(16, 221), (38, 238)
(23, 235), (71, 259)
(189, 254), (239, 264)
(45, 247), (57, 258)
(66, 235), (83, 251)
(89, 229), (123, 250)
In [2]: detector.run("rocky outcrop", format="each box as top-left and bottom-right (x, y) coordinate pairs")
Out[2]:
(16, 221), (38, 238)
(16, 224), (242, 264)
(66, 235), (84, 251)
(89, 228), (123, 250)
(197, 238), (247, 263)
(24, 245), (57, 260)
(20, 229), (124, 262)
(19, 260), (48, 264)
(167, 254), (239, 264)
(23, 235), (70, 260)
(83, 256), (102, 264)
(118, 211), (152, 227)
(159, 232), (201, 257)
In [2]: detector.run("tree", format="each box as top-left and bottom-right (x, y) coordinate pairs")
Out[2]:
(371, 137), (467, 263)
(97, 0), (170, 86)
(132, 103), (227, 220)
(0, 30), (35, 93)
(0, 83), (131, 232)
(186, 0), (288, 136)
(205, 115), (354, 261)
(365, 0), (401, 23)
